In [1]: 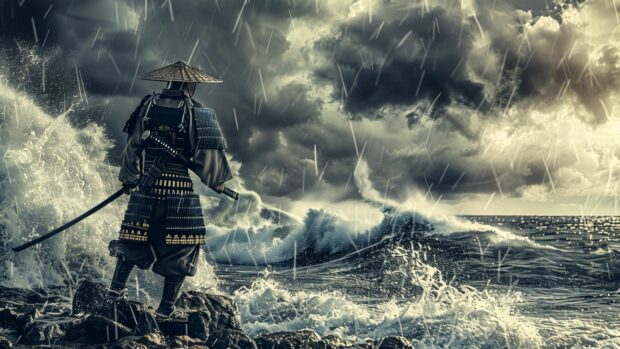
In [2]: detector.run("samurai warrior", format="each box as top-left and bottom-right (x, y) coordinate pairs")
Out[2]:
(107, 61), (233, 319)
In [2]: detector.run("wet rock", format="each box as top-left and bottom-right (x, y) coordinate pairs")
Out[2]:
(322, 334), (355, 348)
(186, 311), (210, 340)
(254, 329), (324, 349)
(169, 335), (202, 348)
(375, 336), (414, 349)
(139, 332), (167, 346)
(63, 315), (132, 344)
(176, 291), (242, 331)
(0, 307), (41, 332)
(3, 281), (414, 349)
(206, 329), (257, 349)
(160, 291), (243, 339)
(72, 280), (155, 333)
(109, 332), (167, 348)
(0, 309), (20, 329)
(0, 335), (11, 349)
(19, 317), (81, 345)
(106, 337), (148, 349)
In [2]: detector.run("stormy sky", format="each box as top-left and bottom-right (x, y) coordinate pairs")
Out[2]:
(1, 0), (619, 215)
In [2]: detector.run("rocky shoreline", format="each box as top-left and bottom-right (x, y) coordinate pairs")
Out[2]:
(0, 280), (413, 349)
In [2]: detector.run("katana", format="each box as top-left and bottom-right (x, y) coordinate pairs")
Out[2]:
(12, 187), (126, 252)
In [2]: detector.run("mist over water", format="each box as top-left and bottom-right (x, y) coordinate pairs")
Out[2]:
(1, 54), (619, 348)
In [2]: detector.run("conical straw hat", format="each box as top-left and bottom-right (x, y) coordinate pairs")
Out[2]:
(139, 61), (222, 83)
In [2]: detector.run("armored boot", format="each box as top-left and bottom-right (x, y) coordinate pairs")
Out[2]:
(108, 257), (134, 301)
(156, 276), (186, 320)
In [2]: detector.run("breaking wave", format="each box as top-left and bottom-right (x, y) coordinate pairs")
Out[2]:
(0, 68), (218, 298)
(233, 246), (544, 347)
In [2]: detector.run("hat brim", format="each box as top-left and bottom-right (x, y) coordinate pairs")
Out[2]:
(139, 61), (223, 83)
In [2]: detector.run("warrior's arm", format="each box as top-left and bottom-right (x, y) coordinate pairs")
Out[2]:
(192, 148), (233, 188)
(189, 104), (233, 189)
(119, 96), (150, 185)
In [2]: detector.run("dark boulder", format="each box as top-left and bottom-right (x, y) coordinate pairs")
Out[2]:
(18, 316), (81, 345)
(72, 280), (154, 333)
(168, 335), (203, 348)
(159, 291), (243, 340)
(110, 332), (167, 348)
(206, 329), (257, 349)
(0, 308), (18, 329)
(186, 311), (210, 340)
(176, 290), (242, 331)
(0, 307), (41, 333)
(322, 334), (357, 348)
(375, 336), (414, 349)
(0, 335), (11, 349)
(63, 315), (132, 344)
(105, 337), (149, 349)
(254, 329), (324, 349)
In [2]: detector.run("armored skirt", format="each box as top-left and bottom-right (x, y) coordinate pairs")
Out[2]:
(109, 189), (206, 277)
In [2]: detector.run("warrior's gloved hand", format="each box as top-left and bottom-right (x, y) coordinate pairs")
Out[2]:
(122, 181), (138, 195)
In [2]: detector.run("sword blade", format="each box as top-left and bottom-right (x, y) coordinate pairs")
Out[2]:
(12, 188), (126, 252)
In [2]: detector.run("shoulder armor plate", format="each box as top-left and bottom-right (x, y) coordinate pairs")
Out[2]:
(193, 107), (228, 150)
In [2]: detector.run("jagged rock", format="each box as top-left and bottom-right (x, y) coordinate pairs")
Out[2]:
(5, 281), (412, 349)
(159, 291), (243, 339)
(322, 334), (356, 348)
(63, 315), (132, 344)
(139, 332), (167, 346)
(375, 336), (414, 349)
(106, 337), (148, 349)
(0, 309), (20, 330)
(72, 280), (155, 334)
(19, 317), (81, 345)
(0, 335), (12, 349)
(186, 311), (210, 340)
(254, 329), (324, 349)
(176, 291), (242, 331)
(169, 335), (202, 348)
(0, 307), (41, 332)
(206, 329), (257, 349)
(157, 311), (211, 340)
(108, 332), (167, 348)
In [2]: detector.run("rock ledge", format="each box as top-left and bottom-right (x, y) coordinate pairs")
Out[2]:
(0, 281), (412, 348)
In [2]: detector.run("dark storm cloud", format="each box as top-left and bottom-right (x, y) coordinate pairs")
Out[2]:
(313, 4), (485, 119)
(1, 0), (616, 206)
(307, 0), (620, 200)
(314, 0), (615, 128)
(475, 0), (618, 126)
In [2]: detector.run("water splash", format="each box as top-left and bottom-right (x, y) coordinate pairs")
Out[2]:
(233, 246), (544, 347)
(0, 67), (218, 295)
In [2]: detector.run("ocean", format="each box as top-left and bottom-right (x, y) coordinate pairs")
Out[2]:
(211, 215), (620, 348)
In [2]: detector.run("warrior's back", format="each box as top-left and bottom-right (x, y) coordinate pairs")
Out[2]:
(141, 92), (195, 197)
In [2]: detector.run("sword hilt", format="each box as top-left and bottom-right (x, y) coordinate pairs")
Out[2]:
(144, 131), (183, 160)
(221, 187), (240, 200)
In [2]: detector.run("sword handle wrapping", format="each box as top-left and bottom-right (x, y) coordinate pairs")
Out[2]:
(221, 187), (240, 200)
